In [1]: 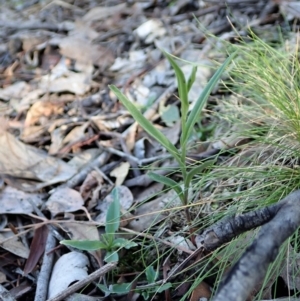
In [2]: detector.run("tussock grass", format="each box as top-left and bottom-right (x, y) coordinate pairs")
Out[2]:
(189, 31), (300, 299)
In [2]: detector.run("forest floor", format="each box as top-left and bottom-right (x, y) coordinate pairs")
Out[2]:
(0, 1), (300, 301)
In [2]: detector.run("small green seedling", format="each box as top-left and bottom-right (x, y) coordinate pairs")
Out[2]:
(97, 265), (172, 300)
(61, 188), (137, 262)
(109, 51), (236, 224)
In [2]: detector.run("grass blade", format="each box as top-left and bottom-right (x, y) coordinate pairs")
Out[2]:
(183, 52), (236, 144)
(110, 85), (181, 163)
(162, 50), (189, 123)
(187, 65), (197, 92)
(148, 172), (184, 202)
(186, 160), (216, 185)
(106, 188), (120, 235)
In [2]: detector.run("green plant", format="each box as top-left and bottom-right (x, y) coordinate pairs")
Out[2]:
(184, 31), (300, 300)
(97, 265), (172, 300)
(60, 187), (137, 262)
(109, 51), (235, 225)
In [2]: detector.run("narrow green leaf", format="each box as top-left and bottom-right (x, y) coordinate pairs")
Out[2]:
(97, 284), (111, 295)
(142, 290), (150, 300)
(106, 188), (120, 235)
(112, 238), (138, 249)
(186, 160), (216, 185)
(162, 50), (189, 123)
(60, 240), (107, 251)
(97, 283), (132, 294)
(148, 172), (184, 203)
(109, 283), (131, 294)
(145, 266), (158, 284)
(157, 282), (172, 293)
(110, 85), (181, 163)
(105, 250), (119, 263)
(187, 66), (197, 92)
(183, 52), (236, 144)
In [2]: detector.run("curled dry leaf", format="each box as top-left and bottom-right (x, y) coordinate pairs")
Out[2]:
(0, 186), (43, 214)
(46, 187), (85, 217)
(82, 3), (126, 22)
(0, 81), (29, 101)
(0, 231), (29, 258)
(39, 72), (92, 95)
(48, 252), (89, 298)
(59, 37), (114, 68)
(134, 19), (167, 44)
(109, 162), (130, 186)
(0, 131), (76, 187)
(25, 100), (64, 127)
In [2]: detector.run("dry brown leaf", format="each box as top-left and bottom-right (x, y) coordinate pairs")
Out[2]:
(62, 123), (89, 145)
(0, 186), (43, 214)
(189, 281), (211, 301)
(24, 225), (48, 275)
(0, 231), (29, 259)
(48, 252), (89, 299)
(40, 72), (92, 95)
(82, 3), (126, 22)
(0, 81), (29, 101)
(109, 162), (130, 186)
(25, 100), (64, 126)
(20, 125), (47, 143)
(46, 187), (85, 217)
(0, 131), (76, 187)
(59, 37), (114, 68)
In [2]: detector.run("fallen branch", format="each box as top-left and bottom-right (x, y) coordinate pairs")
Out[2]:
(195, 190), (300, 301)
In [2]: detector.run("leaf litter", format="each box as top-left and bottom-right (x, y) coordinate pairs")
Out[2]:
(0, 0), (297, 300)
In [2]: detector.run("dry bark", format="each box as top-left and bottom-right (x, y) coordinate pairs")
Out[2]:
(195, 190), (300, 301)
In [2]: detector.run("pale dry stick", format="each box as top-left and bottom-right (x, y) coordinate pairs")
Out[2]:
(0, 284), (16, 301)
(34, 233), (56, 301)
(65, 151), (110, 188)
(46, 262), (117, 301)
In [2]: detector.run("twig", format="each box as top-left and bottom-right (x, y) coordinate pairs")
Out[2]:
(46, 262), (117, 301)
(34, 233), (56, 301)
(0, 21), (70, 31)
(0, 284), (16, 301)
(201, 190), (300, 301)
(65, 151), (110, 188)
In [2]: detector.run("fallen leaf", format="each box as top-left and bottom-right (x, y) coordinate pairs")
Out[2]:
(0, 186), (43, 214)
(25, 100), (64, 126)
(110, 162), (130, 186)
(0, 131), (77, 187)
(134, 19), (167, 44)
(45, 187), (85, 217)
(24, 225), (48, 275)
(59, 37), (114, 68)
(189, 281), (211, 301)
(82, 3), (126, 22)
(39, 72), (92, 95)
(0, 81), (29, 101)
(0, 231), (29, 258)
(48, 252), (89, 298)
